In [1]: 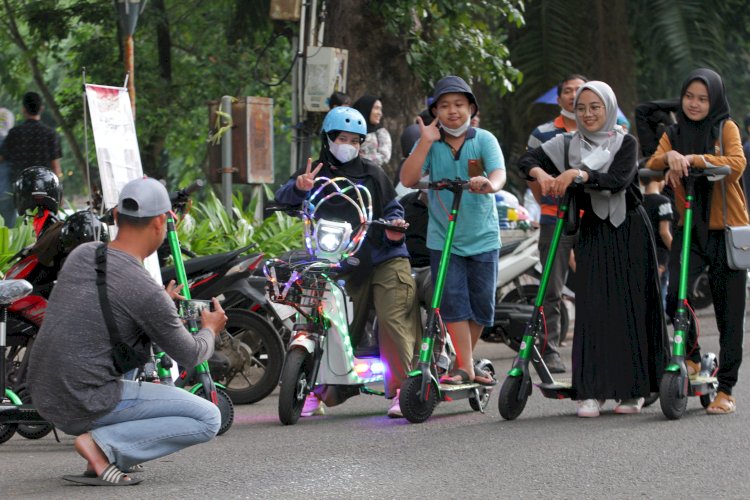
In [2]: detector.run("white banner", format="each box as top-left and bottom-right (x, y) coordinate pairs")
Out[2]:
(85, 84), (161, 283)
(85, 84), (143, 208)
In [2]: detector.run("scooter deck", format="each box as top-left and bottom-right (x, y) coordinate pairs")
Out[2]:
(0, 404), (48, 425)
(537, 379), (575, 399)
(438, 382), (492, 401)
(689, 375), (718, 396)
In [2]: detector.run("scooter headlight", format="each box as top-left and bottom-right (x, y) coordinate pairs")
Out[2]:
(314, 219), (352, 260)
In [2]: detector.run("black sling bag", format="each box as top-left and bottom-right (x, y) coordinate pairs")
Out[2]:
(94, 244), (149, 374)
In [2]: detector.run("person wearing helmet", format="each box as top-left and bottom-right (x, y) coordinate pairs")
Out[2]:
(275, 106), (421, 418)
(400, 75), (506, 387)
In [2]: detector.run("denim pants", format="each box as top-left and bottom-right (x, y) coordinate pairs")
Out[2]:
(89, 380), (221, 470)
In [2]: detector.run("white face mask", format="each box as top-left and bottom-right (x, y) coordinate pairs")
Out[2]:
(560, 109), (576, 120)
(328, 139), (360, 163)
(439, 117), (471, 137)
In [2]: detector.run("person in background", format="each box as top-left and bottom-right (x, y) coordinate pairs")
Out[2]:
(0, 92), (62, 180)
(353, 95), (392, 169)
(0, 107), (15, 226)
(640, 174), (673, 309)
(328, 91), (351, 109)
(471, 111), (481, 128)
(401, 75), (506, 387)
(523, 74), (588, 373)
(647, 68), (748, 415)
(520, 81), (667, 418)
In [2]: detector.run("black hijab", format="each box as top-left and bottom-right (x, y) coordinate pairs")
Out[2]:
(352, 95), (383, 133)
(671, 68), (730, 250)
(672, 68), (730, 154)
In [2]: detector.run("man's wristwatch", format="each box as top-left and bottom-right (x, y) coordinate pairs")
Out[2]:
(573, 169), (584, 185)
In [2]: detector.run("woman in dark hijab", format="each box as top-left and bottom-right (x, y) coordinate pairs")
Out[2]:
(353, 95), (392, 169)
(647, 68), (749, 415)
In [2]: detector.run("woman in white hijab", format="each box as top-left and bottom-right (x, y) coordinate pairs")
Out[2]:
(519, 81), (667, 418)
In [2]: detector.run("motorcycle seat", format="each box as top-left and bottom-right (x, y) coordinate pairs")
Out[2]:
(161, 244), (255, 282)
(499, 239), (523, 258)
(0, 280), (33, 306)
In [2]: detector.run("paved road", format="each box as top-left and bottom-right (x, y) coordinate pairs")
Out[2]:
(2, 305), (749, 499)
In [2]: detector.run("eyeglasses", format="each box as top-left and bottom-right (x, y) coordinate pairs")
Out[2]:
(575, 104), (605, 115)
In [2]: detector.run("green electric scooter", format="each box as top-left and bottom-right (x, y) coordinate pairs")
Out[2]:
(399, 178), (496, 423)
(497, 189), (577, 420)
(149, 210), (235, 435)
(649, 165), (727, 419)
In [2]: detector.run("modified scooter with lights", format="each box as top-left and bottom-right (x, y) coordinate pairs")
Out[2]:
(266, 176), (409, 425)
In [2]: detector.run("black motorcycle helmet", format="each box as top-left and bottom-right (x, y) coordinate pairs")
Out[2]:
(59, 210), (109, 255)
(14, 166), (62, 216)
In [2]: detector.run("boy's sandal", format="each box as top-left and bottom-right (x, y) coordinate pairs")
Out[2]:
(706, 392), (736, 415)
(63, 464), (143, 486)
(440, 369), (472, 385)
(473, 367), (498, 387)
(83, 464), (144, 478)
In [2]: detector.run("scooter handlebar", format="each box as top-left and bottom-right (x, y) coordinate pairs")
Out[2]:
(412, 178), (471, 191)
(638, 165), (731, 180)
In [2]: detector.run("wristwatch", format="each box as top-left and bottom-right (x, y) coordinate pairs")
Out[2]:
(573, 169), (584, 185)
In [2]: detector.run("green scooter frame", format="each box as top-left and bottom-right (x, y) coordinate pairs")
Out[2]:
(149, 214), (235, 435)
(655, 166), (726, 420)
(399, 179), (496, 424)
(497, 191), (576, 420)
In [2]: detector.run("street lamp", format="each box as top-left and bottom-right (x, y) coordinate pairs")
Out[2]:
(115, 0), (147, 118)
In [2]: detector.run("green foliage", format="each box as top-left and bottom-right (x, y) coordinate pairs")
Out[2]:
(372, 0), (525, 95)
(177, 186), (303, 259)
(0, 222), (35, 275)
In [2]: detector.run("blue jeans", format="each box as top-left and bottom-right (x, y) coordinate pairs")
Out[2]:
(429, 249), (498, 327)
(89, 380), (220, 470)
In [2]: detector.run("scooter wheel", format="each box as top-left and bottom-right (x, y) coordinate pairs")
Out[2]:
(15, 388), (53, 440)
(0, 423), (17, 445)
(194, 386), (235, 435)
(498, 376), (530, 420)
(400, 375), (437, 424)
(470, 360), (495, 412)
(278, 348), (313, 425)
(699, 356), (719, 409)
(642, 392), (659, 408)
(659, 372), (688, 420)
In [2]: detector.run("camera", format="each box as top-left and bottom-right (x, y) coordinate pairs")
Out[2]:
(178, 299), (214, 322)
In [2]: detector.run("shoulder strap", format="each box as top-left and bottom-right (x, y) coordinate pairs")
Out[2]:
(95, 244), (124, 346)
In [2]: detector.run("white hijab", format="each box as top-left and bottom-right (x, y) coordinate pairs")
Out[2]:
(0, 108), (14, 140)
(541, 81), (628, 227)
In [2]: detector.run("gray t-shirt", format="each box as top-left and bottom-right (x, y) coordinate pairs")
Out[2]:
(28, 242), (214, 433)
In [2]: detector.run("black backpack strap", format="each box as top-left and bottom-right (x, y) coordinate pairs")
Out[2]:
(563, 133), (572, 170)
(95, 244), (123, 346)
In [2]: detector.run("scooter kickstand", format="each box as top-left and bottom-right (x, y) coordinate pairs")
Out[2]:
(472, 387), (485, 414)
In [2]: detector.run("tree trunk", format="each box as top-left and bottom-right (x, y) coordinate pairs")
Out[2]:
(140, 0), (172, 180)
(2, 0), (88, 186)
(322, 0), (423, 180)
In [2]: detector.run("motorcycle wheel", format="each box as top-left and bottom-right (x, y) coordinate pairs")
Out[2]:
(501, 284), (570, 345)
(659, 371), (688, 420)
(498, 375), (530, 421)
(278, 348), (313, 425)
(215, 309), (284, 405)
(194, 386), (234, 436)
(400, 375), (438, 424)
(15, 388), (53, 440)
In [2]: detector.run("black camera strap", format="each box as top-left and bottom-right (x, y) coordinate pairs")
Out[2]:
(95, 244), (124, 346)
(95, 243), (148, 374)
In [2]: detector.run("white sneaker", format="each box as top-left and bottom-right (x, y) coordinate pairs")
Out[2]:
(387, 390), (403, 418)
(301, 394), (325, 417)
(614, 397), (645, 414)
(577, 399), (601, 418)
